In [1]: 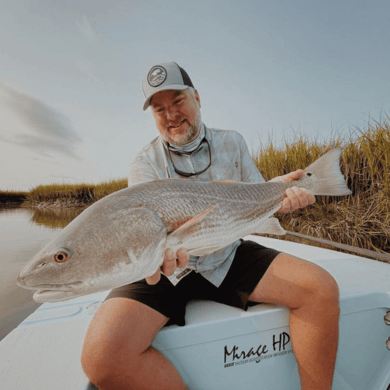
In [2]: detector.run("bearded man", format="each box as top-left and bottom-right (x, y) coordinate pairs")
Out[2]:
(82, 62), (339, 390)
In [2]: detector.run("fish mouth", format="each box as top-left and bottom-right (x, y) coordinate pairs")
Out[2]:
(32, 288), (83, 303)
(16, 279), (84, 293)
(18, 281), (85, 303)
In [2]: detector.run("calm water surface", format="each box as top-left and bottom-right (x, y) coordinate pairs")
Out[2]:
(0, 207), (82, 341)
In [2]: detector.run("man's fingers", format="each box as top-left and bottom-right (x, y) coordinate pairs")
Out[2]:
(145, 269), (161, 285)
(295, 187), (315, 207)
(284, 188), (299, 210)
(176, 247), (189, 268)
(286, 169), (305, 181)
(278, 198), (291, 213)
(146, 248), (190, 285)
(272, 169), (305, 183)
(287, 187), (307, 209)
(161, 248), (176, 276)
(278, 187), (315, 213)
(305, 189), (316, 205)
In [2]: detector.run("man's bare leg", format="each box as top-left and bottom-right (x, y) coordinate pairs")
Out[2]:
(249, 253), (339, 390)
(81, 298), (187, 390)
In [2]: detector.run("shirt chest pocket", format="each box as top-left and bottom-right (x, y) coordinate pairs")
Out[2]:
(210, 159), (241, 181)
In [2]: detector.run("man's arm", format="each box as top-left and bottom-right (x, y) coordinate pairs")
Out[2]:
(237, 133), (315, 213)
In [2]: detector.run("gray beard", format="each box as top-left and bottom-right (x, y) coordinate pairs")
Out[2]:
(165, 110), (202, 147)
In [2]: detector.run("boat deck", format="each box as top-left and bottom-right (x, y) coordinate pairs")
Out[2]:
(1, 236), (390, 390)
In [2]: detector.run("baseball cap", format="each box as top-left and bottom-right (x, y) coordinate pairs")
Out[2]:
(142, 62), (194, 111)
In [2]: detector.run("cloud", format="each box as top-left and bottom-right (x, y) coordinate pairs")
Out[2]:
(76, 16), (98, 43)
(0, 84), (83, 159)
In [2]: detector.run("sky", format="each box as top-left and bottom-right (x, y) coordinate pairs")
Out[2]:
(1, 0), (389, 191)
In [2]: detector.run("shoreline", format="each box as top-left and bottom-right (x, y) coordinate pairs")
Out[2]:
(21, 199), (91, 209)
(0, 200), (90, 209)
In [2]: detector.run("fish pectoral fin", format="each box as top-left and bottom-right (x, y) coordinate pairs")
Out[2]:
(256, 217), (286, 236)
(167, 204), (218, 248)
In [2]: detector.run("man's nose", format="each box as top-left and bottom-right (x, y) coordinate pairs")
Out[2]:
(166, 105), (179, 121)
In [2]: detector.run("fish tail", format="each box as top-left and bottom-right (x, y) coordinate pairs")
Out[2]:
(305, 148), (352, 196)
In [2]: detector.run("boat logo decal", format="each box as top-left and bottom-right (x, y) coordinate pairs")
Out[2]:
(223, 331), (293, 368)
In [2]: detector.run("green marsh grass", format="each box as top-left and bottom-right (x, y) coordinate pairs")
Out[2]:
(25, 178), (127, 206)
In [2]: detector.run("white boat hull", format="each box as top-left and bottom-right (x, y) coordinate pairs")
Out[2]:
(1, 236), (390, 389)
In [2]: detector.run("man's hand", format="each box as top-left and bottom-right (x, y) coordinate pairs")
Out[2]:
(270, 169), (315, 213)
(145, 247), (189, 285)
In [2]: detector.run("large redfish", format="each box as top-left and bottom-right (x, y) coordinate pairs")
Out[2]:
(17, 148), (351, 302)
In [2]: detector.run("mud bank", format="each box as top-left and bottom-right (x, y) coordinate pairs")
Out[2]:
(0, 194), (27, 209)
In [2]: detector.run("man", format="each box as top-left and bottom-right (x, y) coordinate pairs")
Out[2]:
(82, 62), (339, 390)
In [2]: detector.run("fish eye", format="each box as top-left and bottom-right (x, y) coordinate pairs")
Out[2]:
(54, 252), (68, 263)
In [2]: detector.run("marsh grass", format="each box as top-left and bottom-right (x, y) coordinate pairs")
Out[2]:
(252, 119), (390, 254)
(25, 178), (127, 206)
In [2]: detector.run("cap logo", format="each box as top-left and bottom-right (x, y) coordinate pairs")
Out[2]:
(147, 65), (167, 87)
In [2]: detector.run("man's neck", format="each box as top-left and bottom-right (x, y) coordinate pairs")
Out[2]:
(167, 123), (205, 153)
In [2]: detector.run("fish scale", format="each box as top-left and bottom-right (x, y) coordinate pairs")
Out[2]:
(16, 148), (351, 302)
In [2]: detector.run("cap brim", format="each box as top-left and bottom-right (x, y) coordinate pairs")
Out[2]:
(143, 85), (189, 111)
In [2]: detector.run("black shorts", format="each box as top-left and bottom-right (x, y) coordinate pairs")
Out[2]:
(105, 240), (280, 326)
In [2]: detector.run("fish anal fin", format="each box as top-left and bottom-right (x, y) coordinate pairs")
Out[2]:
(256, 217), (286, 236)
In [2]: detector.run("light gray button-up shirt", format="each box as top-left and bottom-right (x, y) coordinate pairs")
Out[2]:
(129, 123), (265, 287)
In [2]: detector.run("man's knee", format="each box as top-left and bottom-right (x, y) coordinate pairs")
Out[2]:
(80, 298), (168, 387)
(81, 329), (118, 387)
(81, 324), (144, 388)
(300, 263), (340, 310)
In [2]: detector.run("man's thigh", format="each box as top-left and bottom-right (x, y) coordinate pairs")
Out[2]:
(249, 253), (339, 308)
(81, 298), (169, 371)
(214, 240), (280, 310)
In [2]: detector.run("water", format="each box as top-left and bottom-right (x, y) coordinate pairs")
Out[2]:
(0, 207), (82, 341)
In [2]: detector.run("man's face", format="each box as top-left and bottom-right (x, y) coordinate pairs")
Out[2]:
(150, 88), (201, 146)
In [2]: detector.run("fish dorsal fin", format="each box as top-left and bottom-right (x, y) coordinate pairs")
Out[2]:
(167, 205), (217, 248)
(256, 217), (286, 236)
